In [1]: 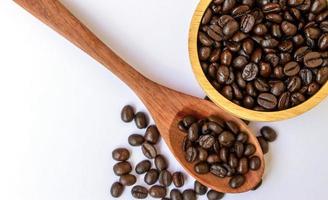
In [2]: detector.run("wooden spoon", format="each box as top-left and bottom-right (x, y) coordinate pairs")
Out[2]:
(14, 0), (264, 193)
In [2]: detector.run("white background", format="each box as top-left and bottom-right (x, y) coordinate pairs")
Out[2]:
(0, 0), (327, 200)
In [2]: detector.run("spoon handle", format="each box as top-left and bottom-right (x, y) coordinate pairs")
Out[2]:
(14, 0), (153, 93)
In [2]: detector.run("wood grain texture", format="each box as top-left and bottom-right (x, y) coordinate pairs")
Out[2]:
(14, 0), (264, 193)
(189, 0), (328, 122)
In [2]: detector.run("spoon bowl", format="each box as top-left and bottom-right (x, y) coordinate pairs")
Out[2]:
(14, 0), (264, 193)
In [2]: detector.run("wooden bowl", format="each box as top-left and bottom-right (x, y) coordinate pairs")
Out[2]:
(188, 0), (328, 121)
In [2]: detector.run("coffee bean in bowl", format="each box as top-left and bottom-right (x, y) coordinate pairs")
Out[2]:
(191, 0), (328, 118)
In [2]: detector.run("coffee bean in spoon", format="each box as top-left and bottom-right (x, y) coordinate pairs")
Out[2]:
(229, 175), (246, 189)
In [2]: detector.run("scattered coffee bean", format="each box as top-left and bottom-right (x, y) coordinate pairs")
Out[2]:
(145, 125), (160, 144)
(207, 190), (225, 200)
(128, 134), (145, 146)
(142, 142), (157, 159)
(144, 169), (160, 185)
(119, 174), (137, 186)
(149, 185), (167, 198)
(110, 182), (124, 199)
(113, 161), (132, 176)
(134, 112), (148, 129)
(135, 160), (151, 174)
(121, 105), (135, 122)
(182, 189), (196, 200)
(260, 126), (277, 142)
(257, 136), (269, 154)
(112, 148), (130, 161)
(172, 172), (185, 188)
(159, 170), (173, 187)
(194, 180), (208, 195)
(131, 185), (148, 199)
(170, 189), (183, 200)
(155, 155), (168, 171)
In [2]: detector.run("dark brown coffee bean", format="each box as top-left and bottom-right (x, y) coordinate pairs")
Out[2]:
(287, 76), (302, 92)
(259, 62), (272, 78)
(217, 65), (230, 84)
(254, 78), (270, 92)
(261, 38), (279, 48)
(185, 147), (198, 163)
(144, 125), (160, 144)
(199, 135), (215, 149)
(317, 67), (328, 84)
(199, 47), (211, 61)
(144, 169), (160, 185)
(112, 148), (130, 161)
(244, 143), (256, 156)
(261, 126), (277, 142)
(257, 136), (269, 154)
(263, 3), (281, 13)
(119, 174), (137, 186)
(304, 52), (323, 68)
(278, 92), (291, 110)
(271, 81), (285, 96)
(194, 180), (208, 195)
(251, 48), (263, 64)
(241, 14), (255, 33)
(237, 132), (248, 143)
(232, 5), (250, 18)
(188, 123), (199, 142)
(311, 0), (327, 14)
(198, 31), (214, 46)
(228, 153), (239, 168)
(198, 147), (209, 161)
(220, 50), (233, 66)
(135, 112), (148, 129)
(135, 160), (151, 174)
(207, 190), (225, 200)
(253, 24), (268, 36)
(284, 61), (300, 76)
(237, 157), (249, 174)
(182, 136), (192, 152)
(159, 170), (173, 187)
(209, 48), (222, 62)
(232, 31), (248, 42)
(211, 164), (228, 178)
(208, 122), (224, 134)
(171, 189), (183, 200)
(202, 8), (213, 25)
(142, 142), (157, 159)
(194, 162), (210, 174)
(149, 185), (167, 198)
(281, 21), (297, 36)
(155, 155), (168, 171)
(294, 46), (310, 62)
(242, 63), (259, 81)
(182, 189), (196, 200)
(242, 38), (255, 55)
(111, 182), (124, 198)
(300, 69), (313, 85)
(319, 34), (328, 50)
(121, 105), (135, 122)
(226, 121), (239, 134)
(219, 147), (229, 163)
(223, 163), (236, 177)
(287, 0), (304, 6)
(182, 115), (197, 128)
(233, 56), (248, 69)
(252, 179), (263, 191)
(113, 161), (132, 176)
(219, 131), (236, 147)
(207, 154), (221, 164)
(249, 156), (261, 170)
(279, 40), (293, 52)
(246, 82), (257, 97)
(316, 10), (328, 22)
(131, 185), (148, 199)
(291, 92), (306, 105)
(265, 53), (280, 67)
(293, 34), (305, 46)
(243, 95), (255, 108)
(128, 134), (144, 146)
(257, 93), (277, 110)
(229, 175), (246, 188)
(221, 85), (234, 100)
(307, 82), (320, 95)
(234, 142), (245, 158)
(172, 172), (184, 188)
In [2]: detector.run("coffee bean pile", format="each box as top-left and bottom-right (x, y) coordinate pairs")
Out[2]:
(178, 115), (263, 189)
(111, 104), (277, 199)
(198, 0), (328, 111)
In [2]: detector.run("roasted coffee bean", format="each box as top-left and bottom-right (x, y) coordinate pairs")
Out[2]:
(311, 0), (327, 14)
(199, 135), (215, 149)
(234, 142), (244, 158)
(112, 148), (130, 161)
(257, 93), (277, 110)
(317, 67), (328, 84)
(273, 66), (285, 79)
(134, 112), (148, 129)
(128, 134), (145, 146)
(199, 31), (214, 46)
(202, 8), (213, 25)
(319, 34), (328, 50)
(242, 39), (255, 55)
(149, 185), (167, 198)
(194, 180), (208, 195)
(210, 48), (222, 62)
(219, 131), (236, 147)
(278, 92), (291, 110)
(308, 82), (320, 95)
(119, 174), (136, 186)
(253, 24), (268, 36)
(182, 116), (197, 128)
(259, 62), (272, 78)
(159, 170), (173, 187)
(185, 147), (198, 163)
(121, 105), (135, 122)
(229, 175), (246, 188)
(251, 48), (263, 64)
(194, 162), (210, 174)
(244, 143), (256, 156)
(281, 21), (297, 36)
(155, 155), (168, 171)
(225, 121), (239, 134)
(246, 82), (257, 97)
(188, 123), (199, 142)
(198, 147), (209, 161)
(257, 136), (269, 154)
(221, 50), (233, 66)
(172, 172), (184, 188)
(232, 31), (248, 42)
(232, 5), (250, 18)
(171, 189), (183, 200)
(287, 76), (301, 92)
(271, 81), (285, 96)
(207, 190), (225, 200)
(300, 69), (313, 85)
(182, 136), (193, 152)
(207, 154), (221, 164)
(211, 164), (227, 178)
(144, 169), (160, 185)
(145, 125), (160, 144)
(249, 156), (261, 170)
(199, 47), (211, 61)
(228, 153), (239, 168)
(241, 14), (255, 33)
(284, 61), (300, 76)
(242, 63), (259, 81)
(237, 157), (249, 174)
(261, 126), (277, 142)
(252, 179), (263, 191)
(217, 65), (230, 84)
(182, 189), (196, 200)
(291, 92), (306, 105)
(293, 34), (305, 46)
(243, 95), (255, 108)
(221, 85), (234, 100)
(233, 56), (248, 69)
(135, 160), (151, 174)
(113, 161), (132, 176)
(131, 185), (148, 199)
(304, 52), (323, 68)
(261, 38), (279, 48)
(111, 182), (124, 198)
(254, 78), (270, 92)
(237, 132), (248, 143)
(142, 142), (157, 159)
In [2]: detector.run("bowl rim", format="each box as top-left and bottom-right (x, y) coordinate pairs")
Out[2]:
(188, 0), (328, 121)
